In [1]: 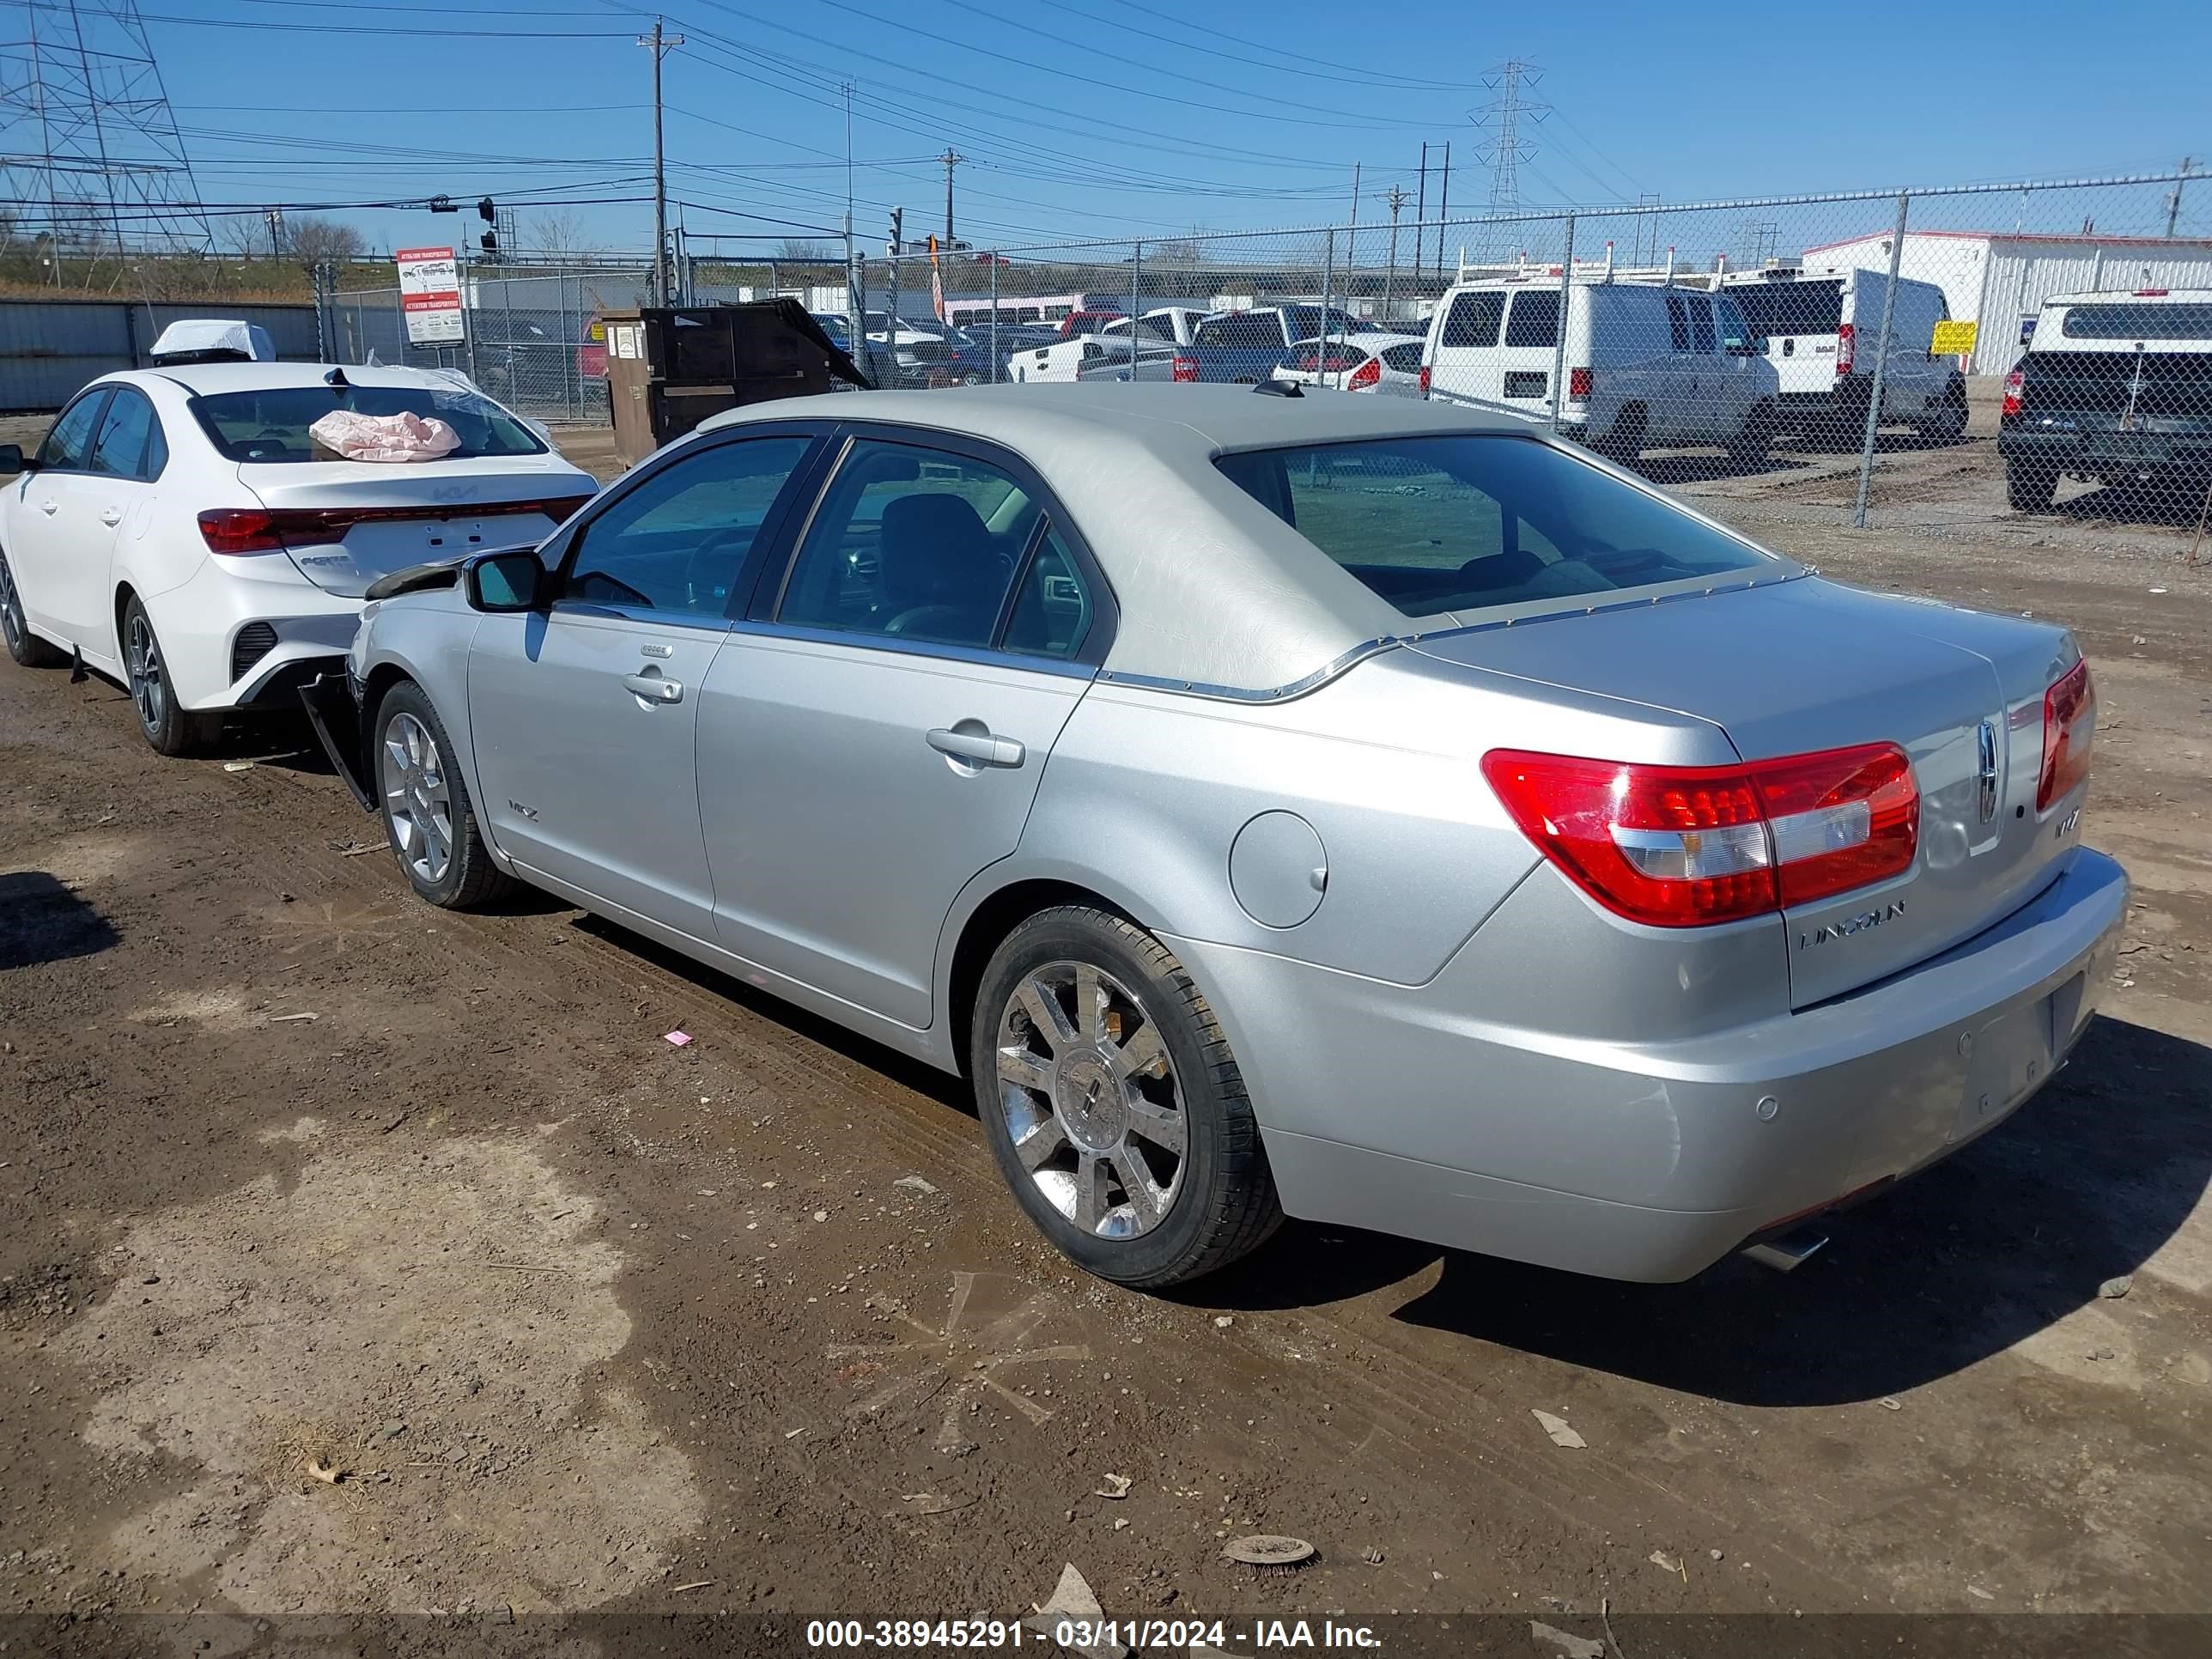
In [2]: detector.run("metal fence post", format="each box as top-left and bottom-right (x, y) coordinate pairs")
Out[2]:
(1852, 191), (1911, 529)
(392, 284), (405, 365)
(1549, 213), (1576, 433)
(886, 255), (901, 389)
(989, 254), (1000, 384)
(1128, 240), (1141, 372)
(1319, 228), (1334, 388)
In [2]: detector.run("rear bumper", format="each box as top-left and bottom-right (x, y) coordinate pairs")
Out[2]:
(2001, 427), (2212, 477)
(154, 554), (362, 711)
(1174, 848), (2127, 1282)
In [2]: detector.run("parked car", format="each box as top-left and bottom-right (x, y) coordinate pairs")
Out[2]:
(1185, 305), (1364, 384)
(312, 383), (2120, 1291)
(1719, 266), (1966, 442)
(1269, 332), (1427, 397)
(1424, 278), (1781, 462)
(1007, 333), (1162, 384)
(1075, 341), (1188, 382)
(2000, 289), (2212, 512)
(0, 362), (595, 755)
(1101, 307), (1211, 347)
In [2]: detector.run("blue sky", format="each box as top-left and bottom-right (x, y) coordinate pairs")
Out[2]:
(137, 0), (2212, 260)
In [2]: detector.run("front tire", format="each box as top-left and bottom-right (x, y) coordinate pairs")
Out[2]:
(2006, 457), (2057, 513)
(971, 906), (1281, 1289)
(0, 547), (65, 668)
(1593, 405), (1648, 464)
(373, 679), (511, 909)
(121, 595), (218, 756)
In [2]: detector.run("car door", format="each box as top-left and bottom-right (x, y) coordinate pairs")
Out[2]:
(696, 430), (1108, 1030)
(466, 428), (826, 938)
(1430, 289), (1505, 405)
(6, 387), (112, 650)
(1498, 289), (1563, 417)
(67, 386), (167, 651)
(1659, 292), (1702, 441)
(1684, 291), (1753, 437)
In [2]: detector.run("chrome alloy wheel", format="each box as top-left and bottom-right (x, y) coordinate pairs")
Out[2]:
(125, 610), (166, 735)
(380, 710), (454, 884)
(995, 962), (1186, 1238)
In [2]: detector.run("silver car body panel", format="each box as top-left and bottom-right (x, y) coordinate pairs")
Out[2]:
(346, 386), (2126, 1282)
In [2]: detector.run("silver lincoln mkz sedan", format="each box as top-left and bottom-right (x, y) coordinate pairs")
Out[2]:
(310, 385), (2124, 1289)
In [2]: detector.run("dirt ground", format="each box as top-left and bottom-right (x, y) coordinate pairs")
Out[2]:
(2, 402), (2209, 1656)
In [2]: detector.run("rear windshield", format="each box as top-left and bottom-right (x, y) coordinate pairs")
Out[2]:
(1728, 278), (1844, 338)
(1214, 434), (1769, 619)
(2057, 302), (2212, 340)
(191, 384), (545, 465)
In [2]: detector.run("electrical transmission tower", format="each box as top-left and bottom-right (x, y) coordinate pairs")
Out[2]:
(0, 0), (211, 263)
(1471, 58), (1548, 213)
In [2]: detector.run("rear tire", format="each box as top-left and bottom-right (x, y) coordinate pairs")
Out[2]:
(1593, 405), (1647, 464)
(1727, 400), (1777, 467)
(2006, 457), (2057, 514)
(1917, 380), (1968, 444)
(0, 547), (64, 668)
(121, 595), (219, 757)
(372, 679), (512, 909)
(970, 905), (1282, 1289)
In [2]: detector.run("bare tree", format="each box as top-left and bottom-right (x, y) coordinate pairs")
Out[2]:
(216, 216), (269, 262)
(776, 237), (834, 262)
(528, 210), (604, 261)
(286, 216), (368, 268)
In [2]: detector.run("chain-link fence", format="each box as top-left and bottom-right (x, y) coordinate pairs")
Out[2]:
(318, 171), (2212, 538)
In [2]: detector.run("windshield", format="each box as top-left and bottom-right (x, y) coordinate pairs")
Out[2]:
(1214, 434), (1770, 618)
(191, 384), (545, 465)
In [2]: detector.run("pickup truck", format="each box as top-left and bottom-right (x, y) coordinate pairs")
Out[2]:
(2000, 289), (2212, 512)
(1183, 304), (1364, 383)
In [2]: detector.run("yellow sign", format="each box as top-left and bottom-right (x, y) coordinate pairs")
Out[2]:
(1930, 319), (1978, 356)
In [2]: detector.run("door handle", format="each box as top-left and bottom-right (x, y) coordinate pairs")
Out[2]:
(100, 507), (122, 527)
(927, 726), (1024, 769)
(38, 500), (57, 515)
(619, 671), (684, 705)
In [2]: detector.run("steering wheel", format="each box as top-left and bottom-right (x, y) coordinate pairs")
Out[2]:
(678, 526), (753, 611)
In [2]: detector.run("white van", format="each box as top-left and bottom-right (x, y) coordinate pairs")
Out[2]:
(1423, 278), (1780, 461)
(1717, 267), (1964, 442)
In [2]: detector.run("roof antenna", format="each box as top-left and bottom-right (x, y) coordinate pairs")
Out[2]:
(1252, 379), (1303, 398)
(325, 367), (349, 388)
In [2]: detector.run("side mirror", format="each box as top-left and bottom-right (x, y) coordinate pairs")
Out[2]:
(465, 550), (548, 612)
(0, 444), (29, 475)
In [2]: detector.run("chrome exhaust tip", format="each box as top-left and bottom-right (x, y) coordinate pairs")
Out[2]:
(1742, 1229), (1829, 1273)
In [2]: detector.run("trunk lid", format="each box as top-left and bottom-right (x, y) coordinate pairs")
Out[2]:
(1414, 576), (2080, 1007)
(236, 456), (592, 599)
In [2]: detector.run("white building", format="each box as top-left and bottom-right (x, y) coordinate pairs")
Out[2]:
(1796, 228), (2212, 375)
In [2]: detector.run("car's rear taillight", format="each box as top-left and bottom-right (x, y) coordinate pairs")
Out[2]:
(1481, 743), (1919, 927)
(2002, 368), (2026, 420)
(1348, 357), (1381, 390)
(1418, 365), (1431, 398)
(198, 508), (285, 554)
(198, 497), (589, 556)
(2037, 659), (2095, 812)
(1171, 354), (1198, 382)
(1836, 320), (1856, 377)
(1568, 366), (1593, 400)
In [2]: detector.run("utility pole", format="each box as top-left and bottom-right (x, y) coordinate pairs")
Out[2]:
(1383, 185), (1408, 325)
(1435, 141), (1450, 283)
(2167, 158), (2199, 238)
(937, 148), (966, 247)
(638, 17), (684, 305)
(1414, 142), (1428, 285)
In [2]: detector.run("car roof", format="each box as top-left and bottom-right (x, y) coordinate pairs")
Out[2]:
(117, 361), (484, 397)
(698, 384), (1553, 693)
(2043, 288), (2212, 305)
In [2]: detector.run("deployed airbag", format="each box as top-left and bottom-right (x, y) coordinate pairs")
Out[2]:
(307, 409), (460, 463)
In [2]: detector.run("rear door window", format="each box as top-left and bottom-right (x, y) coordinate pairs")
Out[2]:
(1504, 291), (1561, 349)
(1687, 295), (1717, 354)
(1727, 278), (1844, 339)
(1380, 342), (1425, 371)
(1441, 291), (1504, 349)
(89, 387), (161, 480)
(2058, 302), (2212, 339)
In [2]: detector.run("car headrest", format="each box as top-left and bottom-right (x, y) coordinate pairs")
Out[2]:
(878, 492), (1000, 611)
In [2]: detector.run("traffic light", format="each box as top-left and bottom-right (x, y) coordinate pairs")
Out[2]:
(888, 207), (902, 257)
(477, 198), (496, 257)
